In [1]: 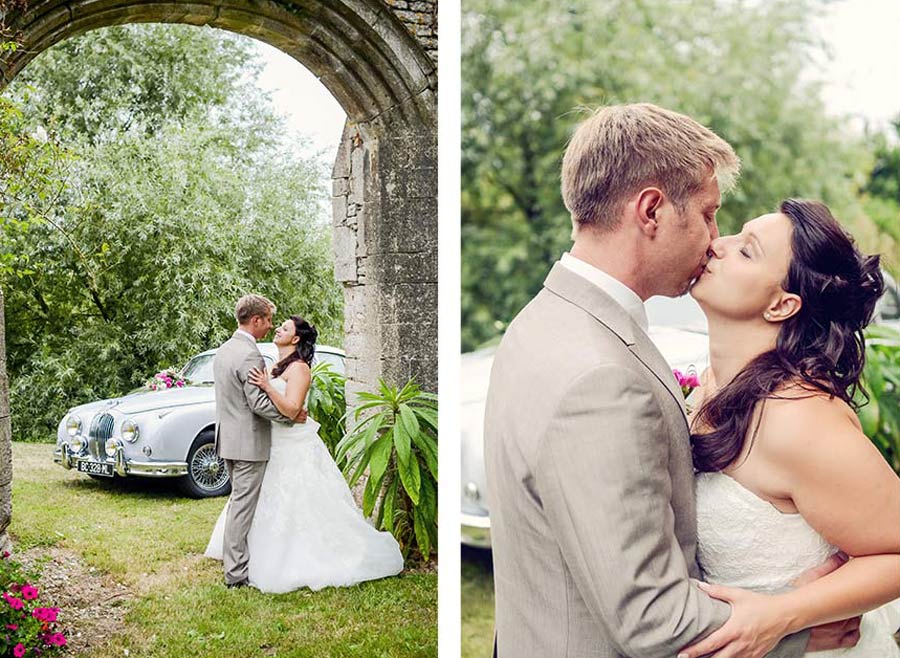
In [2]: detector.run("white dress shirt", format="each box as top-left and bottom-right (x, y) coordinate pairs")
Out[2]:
(560, 252), (649, 333)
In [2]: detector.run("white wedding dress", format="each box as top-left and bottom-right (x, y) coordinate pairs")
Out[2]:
(696, 471), (900, 656)
(205, 378), (404, 592)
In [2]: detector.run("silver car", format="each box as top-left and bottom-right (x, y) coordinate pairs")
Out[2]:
(461, 271), (900, 547)
(54, 343), (345, 498)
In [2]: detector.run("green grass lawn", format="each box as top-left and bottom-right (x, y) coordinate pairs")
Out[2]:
(9, 442), (437, 657)
(461, 547), (494, 658)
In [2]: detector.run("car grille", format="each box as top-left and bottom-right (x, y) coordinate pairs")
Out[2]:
(88, 413), (115, 460)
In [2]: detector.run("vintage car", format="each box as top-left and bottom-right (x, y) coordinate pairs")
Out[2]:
(461, 272), (900, 548)
(54, 343), (345, 498)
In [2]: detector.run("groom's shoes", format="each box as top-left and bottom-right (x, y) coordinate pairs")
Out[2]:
(225, 579), (250, 589)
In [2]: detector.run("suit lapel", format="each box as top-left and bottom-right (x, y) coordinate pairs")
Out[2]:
(543, 263), (689, 427)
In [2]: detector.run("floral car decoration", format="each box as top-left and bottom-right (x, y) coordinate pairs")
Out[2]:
(144, 369), (188, 391)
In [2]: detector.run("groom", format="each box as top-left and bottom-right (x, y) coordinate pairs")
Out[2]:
(484, 104), (859, 657)
(213, 294), (298, 588)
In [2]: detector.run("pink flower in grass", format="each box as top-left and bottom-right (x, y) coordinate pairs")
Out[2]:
(13, 643), (26, 657)
(6, 623), (18, 630)
(2, 551), (9, 558)
(5, 595), (24, 610)
(20, 584), (38, 601)
(51, 633), (67, 647)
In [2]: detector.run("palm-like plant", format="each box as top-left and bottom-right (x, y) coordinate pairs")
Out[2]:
(335, 379), (438, 561)
(857, 325), (900, 474)
(307, 361), (346, 458)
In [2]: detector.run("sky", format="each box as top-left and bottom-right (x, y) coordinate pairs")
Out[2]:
(253, 41), (346, 161)
(248, 0), (900, 160)
(813, 0), (900, 132)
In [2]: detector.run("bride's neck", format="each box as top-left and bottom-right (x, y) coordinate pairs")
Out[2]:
(276, 345), (295, 363)
(707, 315), (779, 390)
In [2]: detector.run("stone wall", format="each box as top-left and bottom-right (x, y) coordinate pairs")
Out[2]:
(385, 0), (437, 61)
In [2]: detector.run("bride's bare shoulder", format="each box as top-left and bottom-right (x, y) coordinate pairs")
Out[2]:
(758, 385), (863, 457)
(283, 360), (311, 379)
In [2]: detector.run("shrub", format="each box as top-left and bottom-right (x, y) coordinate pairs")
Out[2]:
(0, 552), (67, 657)
(857, 325), (900, 474)
(336, 380), (438, 561)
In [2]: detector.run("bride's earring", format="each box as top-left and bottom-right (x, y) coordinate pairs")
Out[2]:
(764, 312), (772, 321)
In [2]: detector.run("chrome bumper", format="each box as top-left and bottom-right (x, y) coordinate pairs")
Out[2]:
(54, 444), (188, 478)
(461, 512), (492, 548)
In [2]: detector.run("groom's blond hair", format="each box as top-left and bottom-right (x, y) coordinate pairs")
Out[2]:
(235, 294), (275, 324)
(561, 103), (740, 233)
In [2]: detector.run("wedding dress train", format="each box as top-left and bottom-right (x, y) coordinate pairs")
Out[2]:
(205, 378), (404, 592)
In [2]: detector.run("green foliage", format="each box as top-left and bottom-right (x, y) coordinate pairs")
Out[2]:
(307, 361), (347, 457)
(858, 118), (900, 276)
(9, 24), (268, 144)
(1, 24), (342, 441)
(0, 96), (70, 278)
(0, 552), (67, 655)
(856, 325), (900, 474)
(461, 0), (890, 350)
(335, 380), (438, 562)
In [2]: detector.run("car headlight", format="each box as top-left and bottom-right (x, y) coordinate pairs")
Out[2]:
(65, 415), (82, 437)
(69, 435), (85, 453)
(105, 439), (120, 458)
(121, 419), (140, 443)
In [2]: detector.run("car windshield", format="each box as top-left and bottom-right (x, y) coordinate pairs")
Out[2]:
(645, 295), (709, 333)
(181, 354), (214, 383)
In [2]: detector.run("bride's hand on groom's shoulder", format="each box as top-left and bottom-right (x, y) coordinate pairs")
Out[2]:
(248, 367), (271, 393)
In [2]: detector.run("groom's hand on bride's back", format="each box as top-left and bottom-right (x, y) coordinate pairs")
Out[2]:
(792, 551), (848, 587)
(791, 551), (862, 653)
(805, 616), (861, 652)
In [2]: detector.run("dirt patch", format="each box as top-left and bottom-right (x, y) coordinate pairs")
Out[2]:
(14, 546), (133, 654)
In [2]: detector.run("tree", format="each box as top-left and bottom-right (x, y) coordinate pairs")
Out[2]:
(461, 0), (882, 350)
(1, 24), (342, 440)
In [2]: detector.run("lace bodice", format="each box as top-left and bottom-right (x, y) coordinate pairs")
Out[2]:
(696, 472), (836, 592)
(268, 377), (319, 442)
(696, 471), (900, 656)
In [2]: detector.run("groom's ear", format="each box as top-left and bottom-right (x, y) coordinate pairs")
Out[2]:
(635, 187), (664, 237)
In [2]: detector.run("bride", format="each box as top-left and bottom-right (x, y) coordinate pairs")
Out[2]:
(679, 199), (900, 658)
(205, 315), (404, 592)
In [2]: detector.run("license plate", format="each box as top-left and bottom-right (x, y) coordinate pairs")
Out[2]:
(77, 460), (114, 477)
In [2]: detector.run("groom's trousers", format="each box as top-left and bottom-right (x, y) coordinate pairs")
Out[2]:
(222, 459), (267, 585)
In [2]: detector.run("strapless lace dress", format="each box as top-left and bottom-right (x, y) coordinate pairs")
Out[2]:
(205, 378), (404, 592)
(696, 472), (900, 656)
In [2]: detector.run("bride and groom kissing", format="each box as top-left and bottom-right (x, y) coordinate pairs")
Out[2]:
(203, 294), (403, 592)
(484, 104), (900, 657)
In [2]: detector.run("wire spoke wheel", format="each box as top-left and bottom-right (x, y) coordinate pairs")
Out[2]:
(190, 443), (229, 493)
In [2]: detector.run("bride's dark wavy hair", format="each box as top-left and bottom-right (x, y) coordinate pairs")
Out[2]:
(271, 315), (317, 377)
(691, 199), (884, 473)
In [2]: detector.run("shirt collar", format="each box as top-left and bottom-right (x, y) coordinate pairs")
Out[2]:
(560, 252), (649, 333)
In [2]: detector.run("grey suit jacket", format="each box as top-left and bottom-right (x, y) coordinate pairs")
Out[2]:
(484, 263), (808, 658)
(213, 331), (290, 462)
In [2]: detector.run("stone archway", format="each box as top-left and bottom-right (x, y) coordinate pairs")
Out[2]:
(0, 0), (437, 551)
